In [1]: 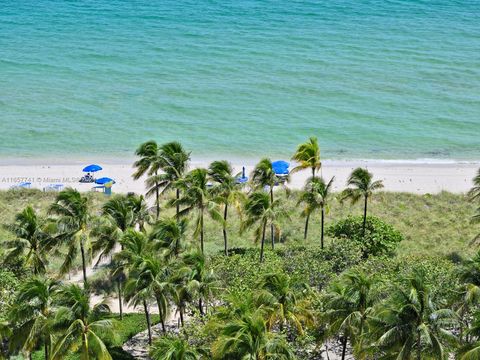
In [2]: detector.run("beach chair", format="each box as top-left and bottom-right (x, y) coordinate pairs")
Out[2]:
(43, 184), (64, 192)
(10, 182), (32, 190)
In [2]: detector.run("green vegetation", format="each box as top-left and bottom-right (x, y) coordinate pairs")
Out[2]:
(1, 136), (480, 359)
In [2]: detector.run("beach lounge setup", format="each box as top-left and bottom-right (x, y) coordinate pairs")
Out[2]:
(10, 182), (32, 190)
(236, 166), (249, 184)
(93, 177), (115, 195)
(80, 164), (102, 183)
(43, 184), (64, 192)
(272, 160), (289, 181)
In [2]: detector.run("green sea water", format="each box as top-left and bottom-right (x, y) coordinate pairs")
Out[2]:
(1, 0), (479, 161)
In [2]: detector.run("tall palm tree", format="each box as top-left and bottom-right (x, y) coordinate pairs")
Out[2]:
(114, 229), (154, 344)
(242, 192), (288, 263)
(4, 206), (54, 274)
(211, 309), (295, 360)
(133, 140), (163, 219)
(49, 188), (91, 285)
(133, 255), (172, 333)
(51, 284), (114, 360)
(251, 158), (278, 249)
(297, 176), (334, 246)
(256, 271), (313, 335)
(150, 217), (188, 258)
(368, 270), (457, 360)
(8, 276), (59, 360)
(145, 141), (191, 218)
(208, 160), (246, 256)
(173, 168), (223, 254)
(150, 336), (200, 360)
(291, 136), (321, 178)
(323, 270), (376, 359)
(182, 250), (220, 316)
(341, 168), (384, 237)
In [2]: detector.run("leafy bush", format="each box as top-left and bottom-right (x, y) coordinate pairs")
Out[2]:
(352, 255), (458, 302)
(327, 216), (403, 257)
(210, 240), (363, 295)
(0, 269), (18, 319)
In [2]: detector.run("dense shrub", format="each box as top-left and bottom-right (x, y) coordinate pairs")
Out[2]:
(327, 216), (403, 257)
(209, 240), (363, 296)
(352, 255), (458, 302)
(0, 269), (18, 319)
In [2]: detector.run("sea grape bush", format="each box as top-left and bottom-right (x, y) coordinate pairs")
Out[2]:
(327, 215), (403, 257)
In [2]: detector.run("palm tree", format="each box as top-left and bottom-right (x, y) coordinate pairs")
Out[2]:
(51, 284), (114, 360)
(251, 158), (278, 249)
(291, 136), (321, 178)
(297, 176), (334, 246)
(150, 336), (200, 360)
(49, 188), (91, 285)
(4, 206), (54, 274)
(455, 251), (480, 342)
(133, 255), (172, 333)
(468, 168), (480, 202)
(323, 270), (376, 359)
(182, 250), (220, 316)
(341, 168), (384, 237)
(208, 160), (246, 256)
(211, 309), (295, 359)
(256, 272), (313, 335)
(114, 229), (154, 344)
(145, 141), (191, 218)
(242, 192), (288, 262)
(150, 217), (188, 258)
(368, 270), (457, 360)
(133, 140), (163, 219)
(173, 168), (223, 254)
(93, 194), (150, 319)
(8, 276), (59, 360)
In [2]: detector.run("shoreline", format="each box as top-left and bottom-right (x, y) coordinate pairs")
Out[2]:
(0, 158), (478, 195)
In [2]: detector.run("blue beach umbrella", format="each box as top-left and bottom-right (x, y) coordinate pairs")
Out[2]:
(95, 177), (116, 185)
(83, 164), (102, 173)
(272, 160), (289, 175)
(236, 166), (249, 184)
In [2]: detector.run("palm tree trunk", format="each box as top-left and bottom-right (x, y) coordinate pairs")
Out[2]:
(44, 343), (49, 360)
(200, 209), (205, 254)
(176, 188), (180, 217)
(260, 219), (267, 263)
(117, 279), (123, 320)
(417, 329), (421, 360)
(223, 204), (228, 256)
(362, 195), (368, 237)
(155, 181), (160, 220)
(143, 300), (152, 345)
(304, 213), (310, 240)
(179, 305), (185, 327)
(199, 298), (204, 315)
(82, 333), (89, 360)
(341, 335), (348, 360)
(321, 207), (325, 249)
(312, 167), (316, 179)
(156, 296), (166, 333)
(80, 241), (87, 286)
(270, 187), (275, 249)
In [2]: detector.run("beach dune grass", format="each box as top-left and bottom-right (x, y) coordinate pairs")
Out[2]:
(0, 189), (477, 262)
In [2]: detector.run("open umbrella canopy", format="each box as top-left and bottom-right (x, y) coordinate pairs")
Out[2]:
(95, 177), (115, 185)
(272, 160), (289, 175)
(83, 164), (102, 172)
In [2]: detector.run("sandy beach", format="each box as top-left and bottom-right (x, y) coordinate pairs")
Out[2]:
(0, 159), (478, 195)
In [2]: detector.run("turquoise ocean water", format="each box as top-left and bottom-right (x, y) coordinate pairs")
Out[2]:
(1, 0), (479, 162)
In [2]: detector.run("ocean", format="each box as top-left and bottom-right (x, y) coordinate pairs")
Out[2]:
(1, 0), (479, 162)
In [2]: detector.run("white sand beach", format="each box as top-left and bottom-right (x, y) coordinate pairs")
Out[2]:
(0, 159), (478, 195)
